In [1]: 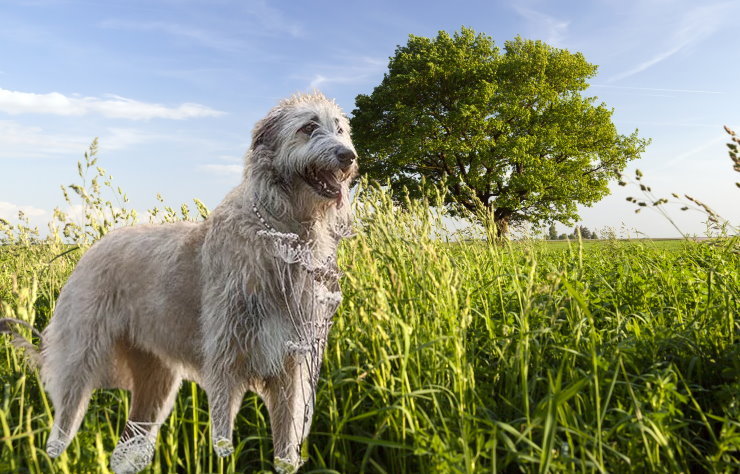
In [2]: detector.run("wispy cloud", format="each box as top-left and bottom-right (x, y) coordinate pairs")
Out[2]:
(100, 19), (248, 52)
(610, 2), (734, 82)
(310, 74), (370, 90)
(0, 120), (89, 158)
(658, 135), (729, 169)
(100, 1), (302, 50)
(99, 128), (164, 150)
(200, 163), (242, 176)
(512, 5), (569, 45)
(0, 121), (178, 159)
(304, 56), (387, 91)
(610, 45), (684, 82)
(309, 75), (330, 89)
(242, 0), (304, 38)
(0, 88), (224, 120)
(591, 84), (723, 94)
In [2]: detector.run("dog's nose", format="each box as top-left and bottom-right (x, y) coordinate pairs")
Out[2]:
(336, 147), (356, 167)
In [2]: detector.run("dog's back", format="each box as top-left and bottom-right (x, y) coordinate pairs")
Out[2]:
(42, 221), (207, 389)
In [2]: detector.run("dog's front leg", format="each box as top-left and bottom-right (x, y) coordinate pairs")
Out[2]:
(263, 355), (317, 473)
(204, 372), (245, 458)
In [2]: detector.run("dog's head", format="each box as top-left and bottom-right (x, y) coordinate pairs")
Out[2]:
(249, 93), (359, 207)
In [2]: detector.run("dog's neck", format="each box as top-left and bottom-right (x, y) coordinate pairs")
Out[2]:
(251, 193), (307, 235)
(248, 189), (339, 254)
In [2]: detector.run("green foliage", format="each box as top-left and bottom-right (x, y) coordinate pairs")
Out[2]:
(351, 27), (649, 235)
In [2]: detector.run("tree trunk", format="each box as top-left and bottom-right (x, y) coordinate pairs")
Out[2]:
(482, 206), (511, 242)
(493, 216), (510, 238)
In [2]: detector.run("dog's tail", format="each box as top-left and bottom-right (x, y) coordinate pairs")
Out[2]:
(0, 318), (43, 367)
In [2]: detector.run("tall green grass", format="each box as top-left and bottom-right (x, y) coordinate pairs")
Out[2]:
(1, 175), (738, 472)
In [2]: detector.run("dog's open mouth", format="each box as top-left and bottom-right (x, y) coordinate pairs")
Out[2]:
(303, 167), (345, 199)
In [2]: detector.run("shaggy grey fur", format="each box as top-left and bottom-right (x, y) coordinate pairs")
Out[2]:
(28, 92), (357, 473)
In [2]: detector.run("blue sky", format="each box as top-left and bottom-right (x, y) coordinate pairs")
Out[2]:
(1, 0), (738, 238)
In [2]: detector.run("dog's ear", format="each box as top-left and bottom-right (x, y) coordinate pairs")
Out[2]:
(252, 109), (282, 151)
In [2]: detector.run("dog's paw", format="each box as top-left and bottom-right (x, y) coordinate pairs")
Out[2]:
(110, 434), (155, 474)
(274, 456), (298, 474)
(274, 455), (306, 474)
(214, 437), (234, 457)
(46, 439), (66, 458)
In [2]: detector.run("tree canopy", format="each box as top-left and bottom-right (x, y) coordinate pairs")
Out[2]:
(351, 28), (649, 236)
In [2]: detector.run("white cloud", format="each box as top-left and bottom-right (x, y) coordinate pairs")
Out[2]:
(0, 87), (225, 120)
(0, 201), (47, 220)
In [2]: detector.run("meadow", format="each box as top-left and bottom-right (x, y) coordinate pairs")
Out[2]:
(1, 158), (738, 473)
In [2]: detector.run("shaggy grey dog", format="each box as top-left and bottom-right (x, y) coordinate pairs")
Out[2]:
(4, 92), (357, 473)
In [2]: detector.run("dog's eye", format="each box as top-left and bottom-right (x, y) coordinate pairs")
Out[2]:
(300, 122), (318, 135)
(336, 126), (344, 135)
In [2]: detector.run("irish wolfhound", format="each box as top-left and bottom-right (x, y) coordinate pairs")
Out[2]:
(2, 92), (358, 473)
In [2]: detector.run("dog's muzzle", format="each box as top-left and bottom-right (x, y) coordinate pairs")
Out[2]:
(335, 146), (356, 171)
(302, 146), (357, 201)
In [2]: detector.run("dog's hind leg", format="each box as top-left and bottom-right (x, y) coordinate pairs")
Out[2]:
(109, 346), (181, 474)
(262, 356), (317, 474)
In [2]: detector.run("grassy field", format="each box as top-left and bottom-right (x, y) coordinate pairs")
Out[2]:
(1, 182), (738, 473)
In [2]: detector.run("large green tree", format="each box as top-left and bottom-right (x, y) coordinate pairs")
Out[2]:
(351, 28), (649, 236)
